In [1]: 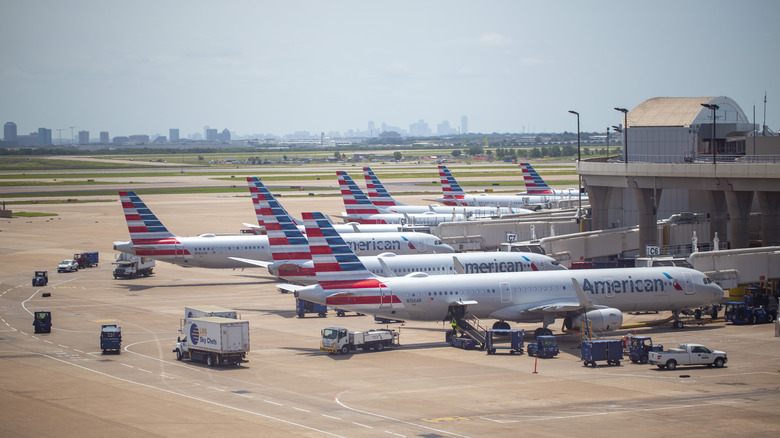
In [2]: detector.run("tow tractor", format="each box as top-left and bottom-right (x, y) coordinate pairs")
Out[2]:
(724, 291), (777, 325)
(628, 336), (663, 364)
(100, 324), (122, 353)
(33, 311), (51, 333)
(527, 335), (559, 358)
(32, 270), (48, 287)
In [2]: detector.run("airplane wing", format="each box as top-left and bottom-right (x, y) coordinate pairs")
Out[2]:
(276, 283), (304, 294)
(228, 257), (273, 268)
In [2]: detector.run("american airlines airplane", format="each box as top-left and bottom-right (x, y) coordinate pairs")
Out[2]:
(519, 162), (580, 197)
(295, 212), (725, 337)
(362, 167), (527, 217)
(338, 171), (472, 225)
(235, 177), (564, 286)
(113, 190), (454, 270)
(437, 165), (586, 208)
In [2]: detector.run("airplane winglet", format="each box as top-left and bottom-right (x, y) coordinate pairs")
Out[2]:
(571, 278), (593, 308)
(452, 256), (465, 274)
(377, 258), (396, 277)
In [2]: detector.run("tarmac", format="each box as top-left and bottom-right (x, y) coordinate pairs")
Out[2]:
(1, 178), (779, 437)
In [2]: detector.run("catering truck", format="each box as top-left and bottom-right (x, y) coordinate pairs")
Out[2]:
(320, 327), (399, 354)
(112, 253), (155, 279)
(648, 343), (727, 370)
(173, 317), (250, 367)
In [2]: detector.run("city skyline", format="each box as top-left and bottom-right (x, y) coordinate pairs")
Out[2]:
(1, 1), (778, 139)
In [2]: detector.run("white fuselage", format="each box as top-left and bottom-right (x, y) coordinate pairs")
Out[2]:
(297, 267), (724, 323)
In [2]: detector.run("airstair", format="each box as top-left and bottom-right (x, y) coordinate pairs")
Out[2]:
(454, 314), (488, 347)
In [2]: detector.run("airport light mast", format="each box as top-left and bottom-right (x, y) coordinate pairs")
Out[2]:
(701, 103), (719, 166)
(568, 110), (582, 228)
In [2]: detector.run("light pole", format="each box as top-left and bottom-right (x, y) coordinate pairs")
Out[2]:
(606, 126), (610, 159)
(568, 110), (582, 223)
(701, 103), (719, 165)
(614, 108), (628, 163)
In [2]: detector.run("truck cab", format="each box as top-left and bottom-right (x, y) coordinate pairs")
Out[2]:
(32, 270), (48, 287)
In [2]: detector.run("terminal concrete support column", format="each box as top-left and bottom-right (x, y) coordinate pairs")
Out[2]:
(585, 185), (613, 232)
(725, 191), (754, 249)
(756, 191), (780, 246)
(705, 190), (728, 247)
(632, 187), (661, 255)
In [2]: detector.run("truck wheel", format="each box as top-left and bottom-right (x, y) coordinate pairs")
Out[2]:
(749, 314), (756, 324)
(665, 360), (676, 370)
(318, 313), (326, 318)
(340, 346), (349, 354)
(207, 355), (216, 367)
(767, 313), (775, 323)
(375, 343), (384, 352)
(297, 312), (305, 318)
(583, 361), (589, 367)
(640, 355), (648, 364)
(714, 358), (724, 368)
(176, 350), (182, 361)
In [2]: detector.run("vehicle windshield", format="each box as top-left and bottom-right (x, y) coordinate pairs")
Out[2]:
(322, 329), (338, 340)
(60, 260), (72, 264)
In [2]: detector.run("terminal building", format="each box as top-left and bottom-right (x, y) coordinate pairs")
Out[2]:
(580, 96), (780, 255)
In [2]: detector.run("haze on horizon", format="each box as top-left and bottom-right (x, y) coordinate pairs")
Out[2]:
(1, 0), (778, 139)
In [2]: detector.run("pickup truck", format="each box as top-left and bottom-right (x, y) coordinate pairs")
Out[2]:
(648, 343), (727, 370)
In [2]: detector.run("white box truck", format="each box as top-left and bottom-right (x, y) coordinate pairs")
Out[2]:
(174, 317), (250, 367)
(321, 327), (399, 354)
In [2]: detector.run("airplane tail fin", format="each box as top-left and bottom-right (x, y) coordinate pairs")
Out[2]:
(364, 167), (405, 206)
(302, 212), (379, 285)
(247, 177), (310, 262)
(520, 163), (554, 194)
(119, 191), (177, 244)
(438, 165), (466, 204)
(337, 171), (382, 215)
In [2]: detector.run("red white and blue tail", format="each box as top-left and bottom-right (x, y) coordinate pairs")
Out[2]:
(247, 177), (310, 263)
(520, 163), (554, 194)
(438, 165), (467, 205)
(363, 167), (405, 206)
(302, 212), (380, 286)
(337, 171), (382, 215)
(119, 191), (177, 244)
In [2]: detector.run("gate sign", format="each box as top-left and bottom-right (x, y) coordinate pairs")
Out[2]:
(646, 245), (661, 257)
(506, 233), (517, 243)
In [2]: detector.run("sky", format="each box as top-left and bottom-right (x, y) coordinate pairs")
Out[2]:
(2, 0), (779, 139)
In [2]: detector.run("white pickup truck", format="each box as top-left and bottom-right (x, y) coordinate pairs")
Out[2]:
(648, 343), (727, 370)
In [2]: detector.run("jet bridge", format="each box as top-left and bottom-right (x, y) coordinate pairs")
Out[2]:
(688, 246), (780, 287)
(539, 227), (640, 267)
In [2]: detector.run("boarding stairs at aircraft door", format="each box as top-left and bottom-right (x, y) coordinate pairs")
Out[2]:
(456, 314), (487, 347)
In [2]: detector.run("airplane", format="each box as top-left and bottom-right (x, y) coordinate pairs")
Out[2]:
(362, 167), (527, 217)
(114, 190), (453, 270)
(436, 165), (585, 209)
(520, 162), (582, 197)
(338, 171), (473, 226)
(113, 190), (273, 269)
(236, 177), (565, 286)
(295, 211), (725, 337)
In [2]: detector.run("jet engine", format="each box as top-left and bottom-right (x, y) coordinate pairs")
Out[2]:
(564, 308), (623, 333)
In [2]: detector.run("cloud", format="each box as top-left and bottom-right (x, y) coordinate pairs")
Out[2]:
(478, 32), (513, 47)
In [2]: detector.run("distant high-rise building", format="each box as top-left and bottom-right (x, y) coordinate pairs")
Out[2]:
(78, 130), (89, 145)
(461, 116), (468, 134)
(368, 121), (375, 137)
(437, 120), (456, 136)
(99, 131), (109, 143)
(169, 128), (179, 142)
(39, 128), (52, 145)
(4, 122), (17, 141)
(217, 129), (230, 142)
(409, 119), (431, 137)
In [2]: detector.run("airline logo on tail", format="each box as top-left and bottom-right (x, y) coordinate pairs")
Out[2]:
(520, 163), (554, 194)
(247, 177), (310, 262)
(337, 171), (382, 215)
(438, 165), (467, 205)
(119, 190), (188, 256)
(363, 167), (398, 206)
(303, 212), (399, 306)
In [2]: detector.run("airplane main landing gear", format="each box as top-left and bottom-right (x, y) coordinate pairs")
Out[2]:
(492, 321), (511, 330)
(534, 327), (553, 338)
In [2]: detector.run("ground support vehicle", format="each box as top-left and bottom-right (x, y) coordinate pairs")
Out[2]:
(527, 335), (559, 358)
(185, 306), (238, 319)
(628, 336), (663, 364)
(581, 339), (623, 367)
(74, 251), (99, 268)
(450, 335), (481, 350)
(724, 301), (777, 325)
(648, 343), (727, 370)
(57, 259), (79, 273)
(296, 298), (326, 318)
(100, 324), (122, 353)
(112, 253), (154, 279)
(33, 311), (51, 333)
(32, 271), (48, 287)
(320, 327), (399, 354)
(174, 317), (250, 367)
(485, 329), (524, 355)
